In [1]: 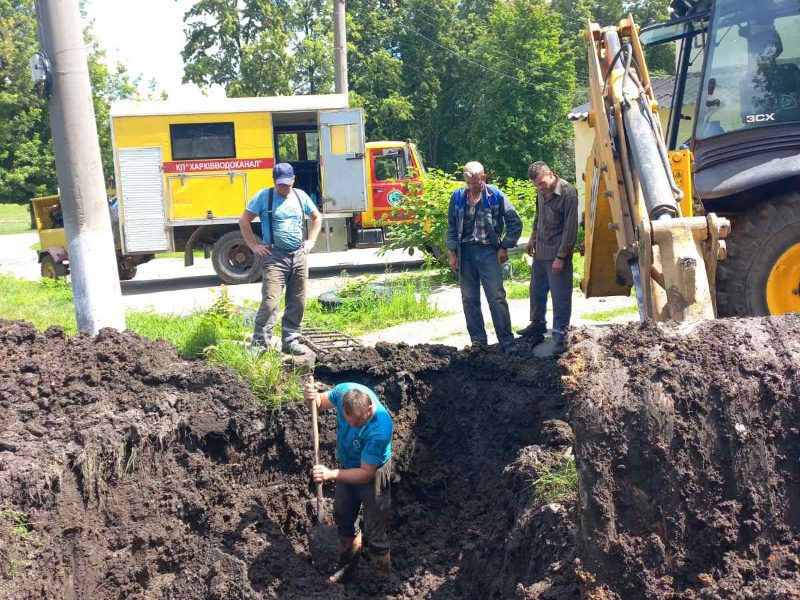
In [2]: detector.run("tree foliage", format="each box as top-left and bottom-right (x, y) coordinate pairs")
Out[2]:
(0, 0), (147, 203)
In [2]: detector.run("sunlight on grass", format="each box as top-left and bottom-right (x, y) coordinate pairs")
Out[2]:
(530, 455), (578, 503)
(305, 273), (450, 335)
(580, 304), (639, 322)
(0, 204), (33, 235)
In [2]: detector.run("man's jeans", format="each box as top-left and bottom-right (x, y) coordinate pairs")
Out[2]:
(459, 243), (514, 349)
(253, 247), (307, 347)
(529, 258), (573, 344)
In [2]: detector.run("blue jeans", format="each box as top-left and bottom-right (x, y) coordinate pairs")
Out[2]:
(529, 258), (572, 344)
(459, 243), (514, 349)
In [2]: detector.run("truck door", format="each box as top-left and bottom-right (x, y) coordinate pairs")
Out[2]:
(369, 146), (411, 224)
(118, 147), (169, 253)
(319, 109), (367, 213)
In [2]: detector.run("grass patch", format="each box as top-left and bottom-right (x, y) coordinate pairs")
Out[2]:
(580, 304), (638, 322)
(205, 341), (306, 412)
(154, 250), (205, 260)
(0, 204), (33, 235)
(2, 506), (39, 583)
(530, 454), (578, 504)
(0, 276), (77, 334)
(305, 272), (449, 336)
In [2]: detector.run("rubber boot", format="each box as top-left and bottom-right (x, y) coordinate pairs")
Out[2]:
(371, 551), (392, 575)
(338, 533), (362, 567)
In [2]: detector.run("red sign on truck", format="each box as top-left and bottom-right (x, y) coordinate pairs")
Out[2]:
(162, 158), (275, 174)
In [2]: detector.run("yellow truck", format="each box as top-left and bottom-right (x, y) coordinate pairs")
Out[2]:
(35, 93), (425, 283)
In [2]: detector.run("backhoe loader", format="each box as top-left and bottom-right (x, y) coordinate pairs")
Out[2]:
(582, 0), (800, 319)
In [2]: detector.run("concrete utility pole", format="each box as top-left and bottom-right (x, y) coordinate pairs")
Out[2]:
(333, 0), (349, 94)
(37, 0), (126, 334)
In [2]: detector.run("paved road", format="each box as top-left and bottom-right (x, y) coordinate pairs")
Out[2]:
(0, 231), (424, 314)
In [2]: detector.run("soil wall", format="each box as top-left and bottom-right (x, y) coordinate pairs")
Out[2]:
(564, 316), (800, 600)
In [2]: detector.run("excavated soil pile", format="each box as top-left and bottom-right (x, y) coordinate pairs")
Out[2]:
(564, 314), (800, 600)
(0, 319), (578, 600)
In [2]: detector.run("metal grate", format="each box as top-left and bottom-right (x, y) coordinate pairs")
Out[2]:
(300, 328), (362, 357)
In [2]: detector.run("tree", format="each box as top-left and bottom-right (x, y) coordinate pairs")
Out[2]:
(290, 0), (334, 94)
(0, 0), (57, 203)
(463, 0), (578, 180)
(181, 0), (293, 97)
(0, 0), (155, 204)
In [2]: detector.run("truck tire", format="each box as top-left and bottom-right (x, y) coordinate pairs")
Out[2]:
(212, 231), (263, 285)
(118, 266), (137, 281)
(41, 255), (68, 280)
(716, 193), (800, 317)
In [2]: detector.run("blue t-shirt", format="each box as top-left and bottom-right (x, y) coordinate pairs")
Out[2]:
(245, 187), (316, 251)
(327, 383), (393, 469)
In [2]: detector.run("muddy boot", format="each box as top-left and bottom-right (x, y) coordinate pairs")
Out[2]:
(371, 551), (392, 575)
(325, 534), (362, 584)
(337, 533), (362, 568)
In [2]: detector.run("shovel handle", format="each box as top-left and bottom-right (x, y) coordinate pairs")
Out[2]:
(309, 376), (324, 515)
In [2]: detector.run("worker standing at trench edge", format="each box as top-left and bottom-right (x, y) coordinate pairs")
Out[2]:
(517, 161), (579, 355)
(446, 161), (523, 353)
(239, 163), (322, 356)
(305, 381), (394, 574)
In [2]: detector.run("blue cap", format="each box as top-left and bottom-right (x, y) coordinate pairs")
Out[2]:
(273, 162), (294, 185)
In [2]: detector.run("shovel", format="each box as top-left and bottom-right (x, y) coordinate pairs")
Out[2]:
(307, 376), (340, 573)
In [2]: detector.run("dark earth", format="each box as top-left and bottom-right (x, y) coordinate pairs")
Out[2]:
(1, 314), (798, 600)
(0, 319), (576, 600)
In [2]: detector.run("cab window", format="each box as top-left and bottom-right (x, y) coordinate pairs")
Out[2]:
(374, 152), (408, 181)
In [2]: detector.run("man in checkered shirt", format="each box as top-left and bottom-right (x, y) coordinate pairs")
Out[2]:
(446, 161), (522, 354)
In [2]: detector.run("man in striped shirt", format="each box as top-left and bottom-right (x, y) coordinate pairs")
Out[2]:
(517, 162), (579, 355)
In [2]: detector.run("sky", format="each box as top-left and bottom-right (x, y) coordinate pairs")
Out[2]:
(83, 0), (225, 102)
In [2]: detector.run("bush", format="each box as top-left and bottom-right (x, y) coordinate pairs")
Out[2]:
(378, 168), (460, 265)
(379, 169), (538, 266)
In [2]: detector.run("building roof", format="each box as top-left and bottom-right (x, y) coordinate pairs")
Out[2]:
(111, 93), (350, 118)
(568, 74), (702, 121)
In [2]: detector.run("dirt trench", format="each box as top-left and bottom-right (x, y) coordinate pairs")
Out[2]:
(1, 315), (799, 600)
(0, 320), (577, 600)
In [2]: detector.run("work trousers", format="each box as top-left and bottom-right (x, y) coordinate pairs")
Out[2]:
(459, 243), (514, 350)
(529, 258), (573, 344)
(252, 247), (308, 347)
(334, 458), (392, 556)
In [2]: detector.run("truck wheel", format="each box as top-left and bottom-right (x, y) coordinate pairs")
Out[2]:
(41, 255), (68, 280)
(118, 266), (137, 281)
(716, 193), (800, 317)
(212, 231), (263, 285)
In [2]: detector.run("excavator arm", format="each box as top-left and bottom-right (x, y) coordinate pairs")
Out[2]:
(582, 16), (730, 322)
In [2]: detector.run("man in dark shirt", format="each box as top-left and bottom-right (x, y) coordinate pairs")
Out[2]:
(518, 161), (579, 354)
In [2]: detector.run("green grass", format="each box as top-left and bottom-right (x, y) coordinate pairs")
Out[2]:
(304, 274), (449, 336)
(0, 276), (77, 334)
(506, 281), (530, 300)
(205, 341), (306, 412)
(154, 250), (205, 260)
(580, 304), (639, 322)
(0, 204), (33, 235)
(530, 455), (579, 504)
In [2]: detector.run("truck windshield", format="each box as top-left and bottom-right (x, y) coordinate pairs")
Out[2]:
(696, 0), (800, 139)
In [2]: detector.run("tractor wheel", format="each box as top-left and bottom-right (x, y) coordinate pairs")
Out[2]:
(211, 231), (263, 285)
(716, 193), (800, 317)
(118, 266), (137, 281)
(40, 255), (68, 280)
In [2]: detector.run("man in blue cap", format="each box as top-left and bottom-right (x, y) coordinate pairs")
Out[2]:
(239, 162), (322, 355)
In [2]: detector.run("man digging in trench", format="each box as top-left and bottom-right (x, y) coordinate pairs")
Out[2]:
(304, 381), (394, 577)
